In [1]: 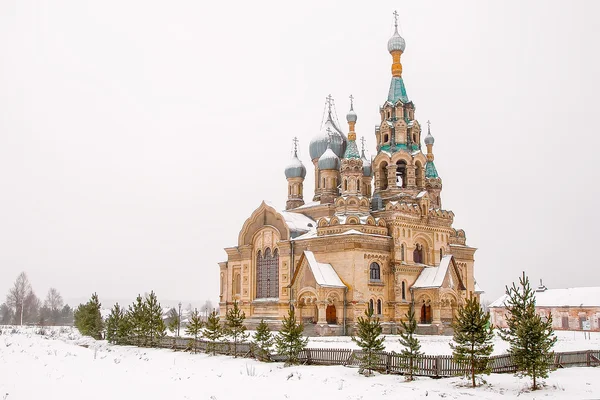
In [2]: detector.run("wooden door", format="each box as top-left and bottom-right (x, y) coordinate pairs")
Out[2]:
(326, 305), (337, 324)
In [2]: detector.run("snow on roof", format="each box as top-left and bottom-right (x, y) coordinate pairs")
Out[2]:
(489, 287), (600, 308)
(412, 255), (452, 289)
(280, 211), (316, 234)
(303, 251), (346, 288)
(292, 228), (390, 241)
(416, 191), (427, 199)
(293, 201), (320, 210)
(474, 281), (484, 294)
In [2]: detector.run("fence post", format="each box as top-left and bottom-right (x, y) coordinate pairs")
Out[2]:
(435, 356), (441, 377)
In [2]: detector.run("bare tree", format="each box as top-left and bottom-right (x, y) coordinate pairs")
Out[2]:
(6, 272), (32, 325)
(45, 288), (63, 311)
(23, 291), (40, 325)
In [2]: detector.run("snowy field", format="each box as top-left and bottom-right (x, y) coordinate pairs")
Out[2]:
(1, 327), (599, 400)
(307, 330), (600, 355)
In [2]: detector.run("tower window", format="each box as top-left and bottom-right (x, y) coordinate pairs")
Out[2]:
(377, 299), (382, 315)
(440, 248), (443, 262)
(396, 161), (407, 188)
(413, 244), (424, 264)
(369, 299), (374, 313)
(379, 162), (388, 190)
(400, 244), (405, 261)
(370, 262), (381, 281)
(383, 134), (389, 143)
(401, 281), (406, 300)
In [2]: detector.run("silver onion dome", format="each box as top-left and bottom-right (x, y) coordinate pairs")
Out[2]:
(424, 129), (435, 145)
(387, 28), (406, 53)
(309, 116), (347, 160)
(318, 147), (340, 170)
(285, 154), (306, 179)
(346, 108), (357, 123)
(361, 151), (372, 177)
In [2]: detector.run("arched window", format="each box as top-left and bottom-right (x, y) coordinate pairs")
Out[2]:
(396, 161), (407, 188)
(383, 133), (389, 143)
(377, 299), (382, 315)
(369, 262), (381, 281)
(256, 248), (279, 298)
(322, 177), (325, 188)
(400, 244), (405, 261)
(234, 273), (241, 295)
(413, 244), (424, 264)
(369, 299), (374, 313)
(401, 281), (406, 300)
(439, 248), (443, 262)
(343, 179), (348, 191)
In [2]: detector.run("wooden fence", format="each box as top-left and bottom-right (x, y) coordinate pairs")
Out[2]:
(147, 336), (599, 378)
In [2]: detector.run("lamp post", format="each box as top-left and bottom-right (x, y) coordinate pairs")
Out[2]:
(177, 302), (182, 337)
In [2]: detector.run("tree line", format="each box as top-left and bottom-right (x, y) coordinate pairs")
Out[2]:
(1, 272), (74, 326)
(74, 272), (556, 391)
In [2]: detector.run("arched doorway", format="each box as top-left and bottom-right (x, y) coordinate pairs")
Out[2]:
(326, 304), (337, 324)
(420, 303), (432, 324)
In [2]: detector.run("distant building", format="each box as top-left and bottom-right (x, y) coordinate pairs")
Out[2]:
(489, 281), (600, 332)
(218, 14), (482, 336)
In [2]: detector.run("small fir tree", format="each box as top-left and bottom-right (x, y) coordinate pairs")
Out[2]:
(398, 305), (422, 381)
(144, 291), (166, 347)
(106, 303), (130, 345)
(202, 310), (223, 355)
(499, 272), (557, 390)
(128, 294), (147, 346)
(185, 308), (203, 353)
(73, 293), (104, 340)
(275, 308), (308, 366)
(166, 308), (180, 335)
(253, 319), (274, 361)
(224, 301), (249, 358)
(351, 307), (385, 376)
(450, 297), (494, 387)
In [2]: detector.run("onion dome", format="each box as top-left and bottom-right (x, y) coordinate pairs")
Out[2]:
(346, 106), (357, 123)
(424, 126), (435, 145)
(387, 25), (406, 53)
(318, 145), (340, 170)
(361, 149), (372, 177)
(284, 153), (306, 179)
(309, 115), (347, 160)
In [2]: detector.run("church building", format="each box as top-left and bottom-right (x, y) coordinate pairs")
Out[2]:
(218, 16), (482, 335)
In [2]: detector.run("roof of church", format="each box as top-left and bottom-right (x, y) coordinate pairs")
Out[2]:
(388, 76), (409, 103)
(280, 210), (316, 237)
(489, 286), (600, 308)
(412, 255), (453, 289)
(425, 161), (439, 178)
(303, 250), (346, 288)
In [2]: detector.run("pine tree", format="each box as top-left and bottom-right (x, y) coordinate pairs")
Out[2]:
(398, 305), (422, 381)
(106, 303), (131, 345)
(202, 310), (222, 355)
(351, 307), (385, 376)
(144, 291), (166, 347)
(253, 319), (274, 361)
(185, 308), (203, 354)
(275, 308), (308, 366)
(166, 308), (180, 335)
(73, 293), (104, 340)
(499, 272), (557, 390)
(450, 297), (494, 387)
(224, 301), (249, 358)
(128, 294), (147, 346)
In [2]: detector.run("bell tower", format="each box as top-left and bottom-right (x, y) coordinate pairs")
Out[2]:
(284, 137), (306, 210)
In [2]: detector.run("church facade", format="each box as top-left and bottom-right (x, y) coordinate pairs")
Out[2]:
(218, 18), (482, 335)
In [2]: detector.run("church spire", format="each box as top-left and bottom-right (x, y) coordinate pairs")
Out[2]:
(424, 121), (438, 179)
(387, 11), (408, 103)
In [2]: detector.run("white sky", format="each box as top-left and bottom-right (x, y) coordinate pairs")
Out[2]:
(0, 0), (598, 307)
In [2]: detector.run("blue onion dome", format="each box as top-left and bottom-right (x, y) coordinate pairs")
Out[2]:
(309, 115), (347, 160)
(285, 153), (306, 179)
(346, 107), (357, 123)
(387, 26), (406, 53)
(318, 146), (340, 170)
(361, 150), (372, 177)
(424, 128), (435, 145)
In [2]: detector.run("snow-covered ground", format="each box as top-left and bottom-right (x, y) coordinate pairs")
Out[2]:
(0, 326), (598, 400)
(307, 330), (600, 355)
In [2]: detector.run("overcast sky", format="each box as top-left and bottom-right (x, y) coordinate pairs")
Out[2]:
(1, 0), (598, 308)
